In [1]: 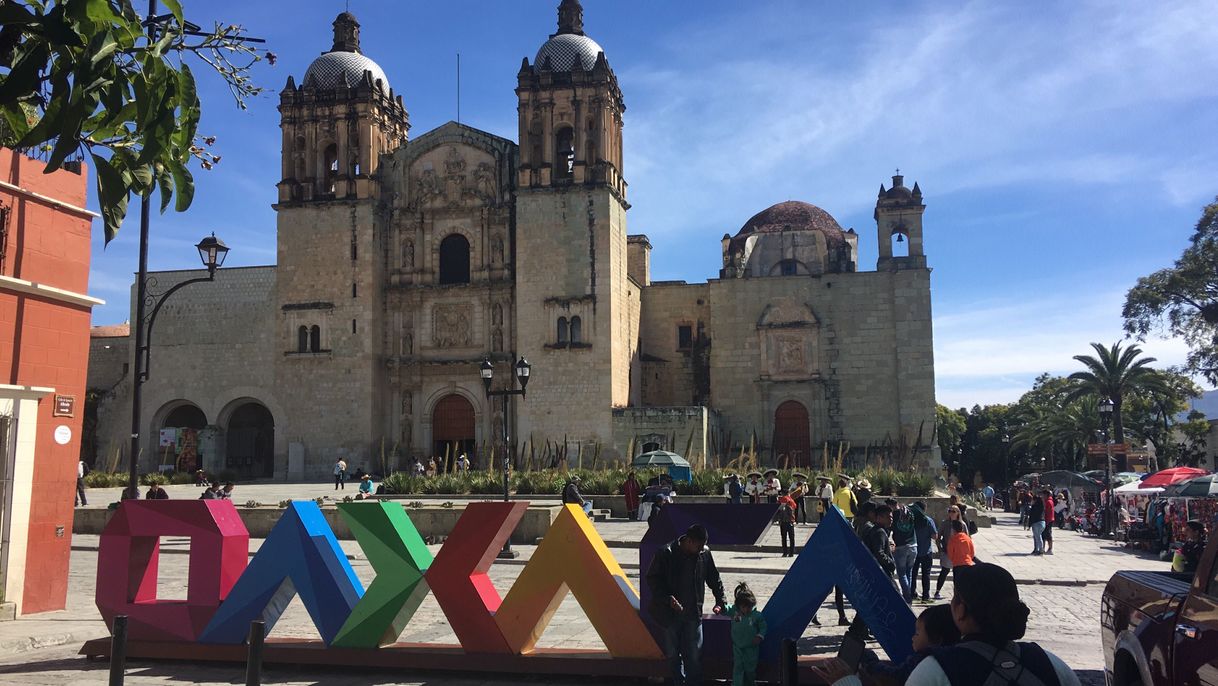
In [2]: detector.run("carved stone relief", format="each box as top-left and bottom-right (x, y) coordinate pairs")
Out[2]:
(433, 303), (472, 348)
(402, 239), (414, 268)
(776, 335), (805, 373)
(492, 328), (503, 352)
(492, 303), (503, 326)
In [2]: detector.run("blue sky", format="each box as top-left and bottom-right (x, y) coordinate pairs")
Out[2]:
(85, 0), (1218, 409)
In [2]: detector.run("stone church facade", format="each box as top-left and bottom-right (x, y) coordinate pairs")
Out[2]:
(88, 2), (937, 480)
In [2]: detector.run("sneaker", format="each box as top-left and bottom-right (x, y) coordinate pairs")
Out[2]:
(1046, 550), (1054, 555)
(933, 593), (942, 600)
(838, 618), (850, 626)
(921, 596), (930, 603)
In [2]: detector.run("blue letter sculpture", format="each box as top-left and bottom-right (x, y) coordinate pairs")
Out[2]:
(199, 501), (364, 645)
(761, 506), (916, 662)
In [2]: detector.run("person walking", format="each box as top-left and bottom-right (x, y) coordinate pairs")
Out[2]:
(1029, 493), (1046, 556)
(333, 457), (347, 490)
(1041, 489), (1056, 555)
(815, 475), (834, 522)
(910, 501), (938, 602)
(718, 582), (767, 686)
(623, 472), (641, 520)
(776, 493), (797, 557)
(933, 505), (963, 599)
(982, 482), (995, 510)
(905, 563), (1081, 686)
(890, 498), (919, 604)
(847, 504), (897, 640)
(645, 524), (727, 686)
(75, 460), (88, 506)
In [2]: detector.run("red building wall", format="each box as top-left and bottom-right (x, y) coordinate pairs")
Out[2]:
(0, 148), (94, 613)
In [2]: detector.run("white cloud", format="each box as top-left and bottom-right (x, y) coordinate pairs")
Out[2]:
(933, 288), (1203, 407)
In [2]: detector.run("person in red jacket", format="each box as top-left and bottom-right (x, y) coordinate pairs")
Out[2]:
(622, 472), (641, 520)
(1041, 489), (1055, 555)
(776, 494), (798, 557)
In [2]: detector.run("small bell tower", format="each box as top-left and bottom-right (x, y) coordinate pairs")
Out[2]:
(875, 172), (927, 271)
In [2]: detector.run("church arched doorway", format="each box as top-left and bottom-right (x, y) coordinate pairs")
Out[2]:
(225, 401), (275, 480)
(432, 394), (475, 472)
(157, 402), (207, 474)
(772, 400), (810, 468)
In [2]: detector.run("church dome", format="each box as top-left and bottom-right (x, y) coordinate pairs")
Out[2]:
(734, 201), (847, 248)
(535, 33), (605, 72)
(303, 51), (389, 90)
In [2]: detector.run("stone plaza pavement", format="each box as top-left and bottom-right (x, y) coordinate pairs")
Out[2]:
(0, 504), (1167, 685)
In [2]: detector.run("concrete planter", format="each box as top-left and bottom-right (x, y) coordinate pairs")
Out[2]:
(73, 503), (562, 545)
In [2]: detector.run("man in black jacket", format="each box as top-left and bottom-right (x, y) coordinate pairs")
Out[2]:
(645, 524), (727, 685)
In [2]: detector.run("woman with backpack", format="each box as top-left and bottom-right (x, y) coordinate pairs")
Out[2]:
(906, 563), (1081, 686)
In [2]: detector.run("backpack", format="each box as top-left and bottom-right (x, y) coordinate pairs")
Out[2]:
(934, 640), (1061, 686)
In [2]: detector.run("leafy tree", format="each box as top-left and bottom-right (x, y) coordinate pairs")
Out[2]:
(1124, 197), (1218, 384)
(0, 0), (274, 243)
(1067, 341), (1168, 469)
(935, 404), (966, 466)
(957, 403), (1018, 488)
(1175, 410), (1211, 468)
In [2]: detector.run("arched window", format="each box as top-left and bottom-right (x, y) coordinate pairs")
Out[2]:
(438, 234), (471, 284)
(310, 325), (321, 353)
(293, 136), (306, 180)
(297, 325), (309, 353)
(555, 126), (574, 180)
(557, 317), (569, 344)
(323, 143), (338, 193)
(569, 316), (582, 344)
(891, 226), (910, 258)
(776, 259), (801, 276)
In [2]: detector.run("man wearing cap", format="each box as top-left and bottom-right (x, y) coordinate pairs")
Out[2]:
(646, 524), (727, 686)
(906, 563), (1080, 685)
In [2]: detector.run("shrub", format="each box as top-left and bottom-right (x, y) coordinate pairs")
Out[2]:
(380, 472), (418, 495)
(84, 472), (121, 488)
(140, 472), (168, 487)
(278, 500), (290, 508)
(244, 500), (262, 508)
(470, 473), (505, 495)
(168, 471), (196, 485)
(897, 473), (935, 497)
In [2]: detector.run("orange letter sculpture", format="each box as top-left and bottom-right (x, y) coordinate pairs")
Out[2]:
(494, 505), (662, 658)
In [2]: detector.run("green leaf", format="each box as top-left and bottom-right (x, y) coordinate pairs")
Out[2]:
(156, 165), (173, 213)
(91, 152), (131, 245)
(160, 0), (184, 25)
(0, 43), (50, 108)
(170, 160), (193, 212)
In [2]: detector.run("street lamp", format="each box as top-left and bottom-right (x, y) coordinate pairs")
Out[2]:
(124, 233), (230, 499)
(481, 356), (531, 558)
(1001, 433), (1010, 510)
(1099, 398), (1115, 536)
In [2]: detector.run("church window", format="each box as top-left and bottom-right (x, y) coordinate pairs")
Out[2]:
(323, 143), (338, 194)
(297, 326), (309, 353)
(557, 317), (569, 344)
(293, 137), (306, 180)
(778, 259), (800, 276)
(438, 234), (471, 284)
(570, 316), (582, 344)
(352, 318), (357, 334)
(309, 325), (321, 353)
(352, 282), (357, 298)
(555, 126), (574, 180)
(677, 324), (693, 350)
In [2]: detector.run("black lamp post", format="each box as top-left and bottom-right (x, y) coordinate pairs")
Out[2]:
(1001, 432), (1010, 509)
(1099, 398), (1115, 536)
(480, 356), (531, 558)
(124, 233), (229, 499)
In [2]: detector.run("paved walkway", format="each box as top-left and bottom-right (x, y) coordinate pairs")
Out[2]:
(0, 508), (1167, 683)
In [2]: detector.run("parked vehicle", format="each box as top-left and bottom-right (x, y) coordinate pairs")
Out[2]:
(1103, 531), (1218, 685)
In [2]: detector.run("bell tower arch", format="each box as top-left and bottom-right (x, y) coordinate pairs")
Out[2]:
(875, 172), (926, 271)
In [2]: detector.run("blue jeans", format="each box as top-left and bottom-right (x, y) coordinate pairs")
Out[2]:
(1031, 521), (1046, 553)
(894, 545), (918, 602)
(663, 617), (704, 685)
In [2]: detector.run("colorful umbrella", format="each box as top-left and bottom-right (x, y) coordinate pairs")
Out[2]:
(1139, 467), (1209, 489)
(1160, 474), (1218, 498)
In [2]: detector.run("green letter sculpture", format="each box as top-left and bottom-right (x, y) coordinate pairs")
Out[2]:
(331, 502), (433, 648)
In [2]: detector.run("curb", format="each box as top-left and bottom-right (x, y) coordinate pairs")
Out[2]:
(0, 629), (102, 657)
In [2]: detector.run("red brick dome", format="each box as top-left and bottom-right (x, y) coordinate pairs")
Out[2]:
(734, 201), (847, 248)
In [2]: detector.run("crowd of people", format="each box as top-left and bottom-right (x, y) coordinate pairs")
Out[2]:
(645, 510), (1079, 686)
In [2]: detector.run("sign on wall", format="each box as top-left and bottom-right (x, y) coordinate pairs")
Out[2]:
(53, 394), (75, 417)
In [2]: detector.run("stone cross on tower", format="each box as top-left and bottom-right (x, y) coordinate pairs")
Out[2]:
(557, 0), (584, 36)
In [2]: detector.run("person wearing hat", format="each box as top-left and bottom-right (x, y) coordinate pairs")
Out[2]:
(645, 524), (727, 686)
(357, 474), (376, 500)
(813, 476), (834, 522)
(789, 474), (810, 524)
(762, 469), (782, 504)
(744, 472), (763, 504)
(906, 563), (1081, 685)
(854, 478), (873, 507)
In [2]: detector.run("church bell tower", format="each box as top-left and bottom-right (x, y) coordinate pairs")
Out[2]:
(513, 0), (637, 453)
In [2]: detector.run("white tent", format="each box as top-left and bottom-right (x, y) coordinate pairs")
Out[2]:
(1115, 480), (1161, 495)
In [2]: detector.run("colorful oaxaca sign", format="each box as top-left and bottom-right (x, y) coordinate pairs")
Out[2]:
(94, 498), (913, 666)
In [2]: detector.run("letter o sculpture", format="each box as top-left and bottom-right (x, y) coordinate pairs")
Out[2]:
(96, 500), (250, 641)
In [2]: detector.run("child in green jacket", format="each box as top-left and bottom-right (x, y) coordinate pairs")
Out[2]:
(719, 582), (767, 686)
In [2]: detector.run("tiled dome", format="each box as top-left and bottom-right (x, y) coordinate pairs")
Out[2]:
(734, 201), (847, 248)
(535, 33), (604, 72)
(303, 51), (389, 90)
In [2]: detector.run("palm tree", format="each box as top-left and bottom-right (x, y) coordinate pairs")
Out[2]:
(1067, 342), (1168, 470)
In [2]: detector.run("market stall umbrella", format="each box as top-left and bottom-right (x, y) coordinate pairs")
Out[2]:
(1159, 473), (1218, 498)
(632, 450), (692, 482)
(1140, 467), (1209, 489)
(1038, 470), (1101, 492)
(1114, 480), (1163, 495)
